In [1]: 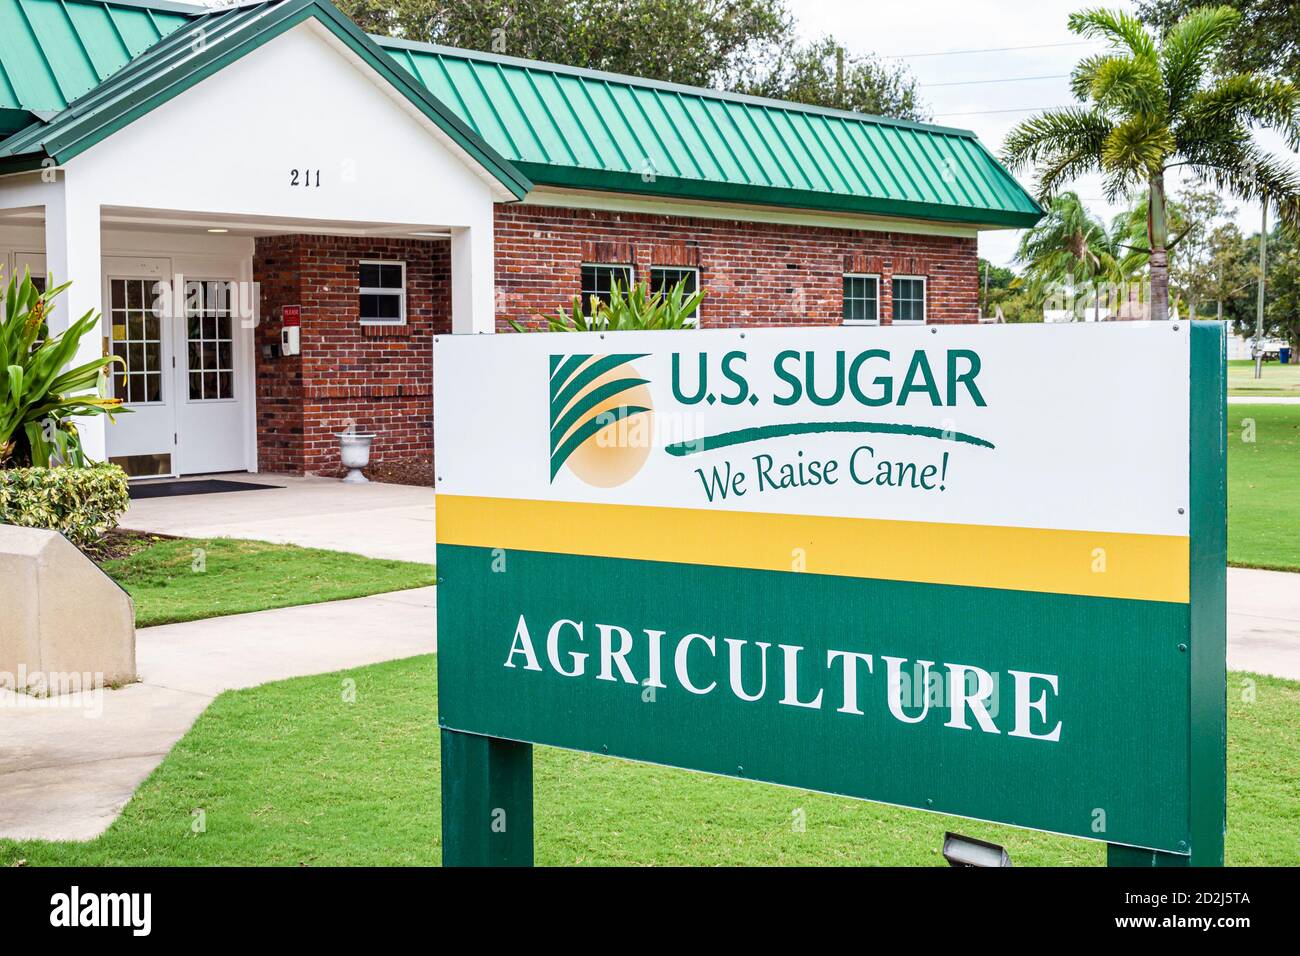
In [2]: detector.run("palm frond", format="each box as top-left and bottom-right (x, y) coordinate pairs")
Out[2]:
(1178, 75), (1300, 151)
(1089, 55), (1165, 115)
(1069, 53), (1113, 102)
(1183, 140), (1300, 229)
(1002, 107), (1113, 191)
(1160, 4), (1242, 111)
(1068, 7), (1158, 61)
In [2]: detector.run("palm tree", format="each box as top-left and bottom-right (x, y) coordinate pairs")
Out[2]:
(1015, 191), (1117, 320)
(1003, 5), (1300, 321)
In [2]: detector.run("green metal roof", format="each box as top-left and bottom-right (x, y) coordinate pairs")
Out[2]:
(0, 0), (195, 114)
(0, 0), (1041, 227)
(0, 0), (531, 197)
(379, 38), (1042, 228)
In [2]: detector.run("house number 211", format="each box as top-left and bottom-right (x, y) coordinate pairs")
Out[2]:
(289, 169), (321, 187)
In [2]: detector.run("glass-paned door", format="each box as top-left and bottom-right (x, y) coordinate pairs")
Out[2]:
(176, 278), (248, 475)
(103, 258), (175, 477)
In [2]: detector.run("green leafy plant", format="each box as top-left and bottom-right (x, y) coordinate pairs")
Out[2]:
(511, 276), (706, 332)
(0, 270), (125, 467)
(0, 462), (130, 548)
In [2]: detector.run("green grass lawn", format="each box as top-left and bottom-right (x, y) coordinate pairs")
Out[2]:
(1, 656), (1293, 866)
(1228, 359), (1300, 398)
(104, 537), (433, 627)
(1227, 403), (1300, 571)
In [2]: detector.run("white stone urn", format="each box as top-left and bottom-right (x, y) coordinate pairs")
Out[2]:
(337, 430), (376, 483)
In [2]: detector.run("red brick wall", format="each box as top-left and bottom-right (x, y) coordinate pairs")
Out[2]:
(254, 235), (449, 475)
(253, 208), (978, 475)
(253, 235), (304, 475)
(494, 204), (979, 329)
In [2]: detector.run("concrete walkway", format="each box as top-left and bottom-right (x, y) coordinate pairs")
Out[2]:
(121, 474), (434, 564)
(1228, 568), (1300, 680)
(0, 587), (434, 841)
(1227, 396), (1300, 404)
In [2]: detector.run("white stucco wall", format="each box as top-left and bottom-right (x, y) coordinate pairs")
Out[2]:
(65, 20), (502, 228)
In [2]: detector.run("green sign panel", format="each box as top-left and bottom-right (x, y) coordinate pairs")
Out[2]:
(433, 323), (1227, 866)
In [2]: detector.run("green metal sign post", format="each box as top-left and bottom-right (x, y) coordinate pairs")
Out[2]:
(439, 730), (533, 867)
(1105, 322), (1227, 868)
(435, 323), (1227, 867)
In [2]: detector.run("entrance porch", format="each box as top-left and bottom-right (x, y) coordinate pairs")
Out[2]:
(0, 203), (472, 478)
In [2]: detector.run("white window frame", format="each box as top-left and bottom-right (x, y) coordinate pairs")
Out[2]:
(580, 262), (635, 316)
(359, 259), (407, 326)
(842, 273), (881, 326)
(891, 275), (927, 325)
(649, 265), (701, 326)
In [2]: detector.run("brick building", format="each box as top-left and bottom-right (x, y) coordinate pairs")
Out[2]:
(0, 0), (1040, 478)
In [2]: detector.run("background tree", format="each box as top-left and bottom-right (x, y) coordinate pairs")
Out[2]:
(340, 0), (791, 88)
(1228, 226), (1300, 349)
(1204, 222), (1255, 322)
(741, 36), (928, 121)
(978, 259), (1039, 323)
(1168, 185), (1226, 318)
(1138, 0), (1300, 83)
(336, 0), (925, 118)
(1108, 194), (1158, 274)
(1002, 5), (1300, 322)
(1262, 228), (1300, 353)
(1014, 191), (1118, 320)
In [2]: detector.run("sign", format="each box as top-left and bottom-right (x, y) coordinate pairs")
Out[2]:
(281, 305), (301, 326)
(434, 323), (1226, 866)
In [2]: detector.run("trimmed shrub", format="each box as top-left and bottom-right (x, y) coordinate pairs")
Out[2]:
(0, 463), (130, 548)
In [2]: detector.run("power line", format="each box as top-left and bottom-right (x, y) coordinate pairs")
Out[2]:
(933, 104), (1071, 117)
(921, 73), (1069, 88)
(885, 39), (1099, 59)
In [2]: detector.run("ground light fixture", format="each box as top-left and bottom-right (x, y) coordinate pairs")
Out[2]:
(942, 832), (1012, 867)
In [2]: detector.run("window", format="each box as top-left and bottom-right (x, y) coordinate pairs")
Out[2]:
(843, 274), (879, 325)
(892, 276), (926, 324)
(580, 263), (634, 315)
(359, 260), (405, 325)
(187, 280), (235, 401)
(649, 266), (698, 297)
(650, 266), (700, 325)
(109, 278), (163, 404)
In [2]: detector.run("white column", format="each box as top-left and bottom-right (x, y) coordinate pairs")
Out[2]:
(43, 176), (107, 463)
(450, 220), (496, 334)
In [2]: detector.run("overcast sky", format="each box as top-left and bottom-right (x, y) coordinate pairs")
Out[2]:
(787, 0), (1296, 266)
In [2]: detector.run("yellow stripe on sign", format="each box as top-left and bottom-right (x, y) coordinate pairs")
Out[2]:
(436, 495), (1190, 603)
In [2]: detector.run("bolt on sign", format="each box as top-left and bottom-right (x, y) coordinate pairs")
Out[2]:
(434, 323), (1226, 867)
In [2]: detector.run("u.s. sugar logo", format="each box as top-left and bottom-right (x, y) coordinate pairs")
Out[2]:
(549, 353), (654, 486)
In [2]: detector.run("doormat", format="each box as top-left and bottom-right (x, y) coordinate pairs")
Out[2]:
(129, 479), (283, 500)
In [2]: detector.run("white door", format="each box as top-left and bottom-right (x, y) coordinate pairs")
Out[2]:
(175, 279), (247, 474)
(103, 257), (176, 477)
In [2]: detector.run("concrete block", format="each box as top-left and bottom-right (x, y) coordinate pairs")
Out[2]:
(0, 525), (135, 694)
